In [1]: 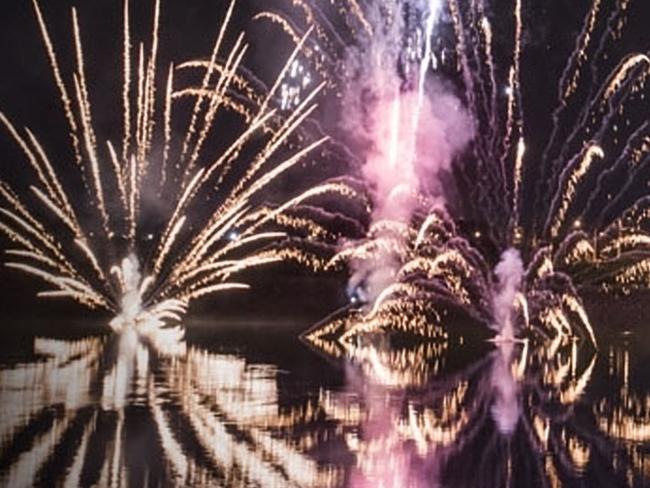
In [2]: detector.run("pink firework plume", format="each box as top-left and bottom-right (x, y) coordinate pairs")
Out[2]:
(357, 86), (473, 221)
(335, 0), (474, 304)
(492, 248), (524, 340)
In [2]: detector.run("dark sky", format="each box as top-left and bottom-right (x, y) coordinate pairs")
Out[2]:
(0, 1), (262, 142)
(2, 0), (648, 182)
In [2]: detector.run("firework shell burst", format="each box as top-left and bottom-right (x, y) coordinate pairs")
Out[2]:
(448, 0), (650, 293)
(258, 0), (650, 347)
(0, 0), (368, 330)
(306, 206), (597, 350)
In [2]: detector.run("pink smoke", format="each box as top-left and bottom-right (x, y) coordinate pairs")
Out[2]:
(339, 1), (474, 304)
(363, 86), (474, 221)
(492, 248), (524, 340)
(489, 341), (520, 435)
(488, 249), (525, 434)
(343, 69), (473, 302)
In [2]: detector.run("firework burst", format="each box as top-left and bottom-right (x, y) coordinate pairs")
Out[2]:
(0, 0), (364, 330)
(260, 0), (650, 347)
(448, 0), (650, 293)
(306, 205), (597, 350)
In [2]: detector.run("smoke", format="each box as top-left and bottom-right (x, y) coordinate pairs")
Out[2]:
(121, 254), (143, 318)
(359, 87), (474, 220)
(492, 248), (524, 340)
(486, 249), (524, 434)
(109, 253), (143, 331)
(342, 0), (473, 303)
(489, 249), (524, 434)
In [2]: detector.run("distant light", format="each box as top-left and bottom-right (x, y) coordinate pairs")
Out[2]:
(573, 220), (582, 229)
(504, 86), (513, 97)
(347, 285), (367, 305)
(228, 231), (239, 241)
(146, 233), (154, 241)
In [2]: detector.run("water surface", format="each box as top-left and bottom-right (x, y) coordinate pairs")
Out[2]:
(0, 316), (649, 487)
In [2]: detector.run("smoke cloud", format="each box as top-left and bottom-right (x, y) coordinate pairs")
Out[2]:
(489, 342), (520, 435)
(109, 253), (143, 331)
(492, 248), (524, 340)
(341, 1), (474, 303)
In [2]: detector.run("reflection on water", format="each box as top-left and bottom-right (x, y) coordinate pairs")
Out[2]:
(1, 322), (650, 487)
(0, 323), (343, 487)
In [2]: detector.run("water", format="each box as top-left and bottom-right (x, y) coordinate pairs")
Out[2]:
(0, 315), (649, 487)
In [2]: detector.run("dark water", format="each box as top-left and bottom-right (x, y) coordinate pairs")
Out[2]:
(0, 315), (649, 488)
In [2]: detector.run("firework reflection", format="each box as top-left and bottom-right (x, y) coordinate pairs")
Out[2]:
(1, 322), (649, 486)
(0, 323), (344, 487)
(308, 322), (649, 487)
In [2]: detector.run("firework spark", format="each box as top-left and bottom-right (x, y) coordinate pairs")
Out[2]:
(0, 0), (364, 329)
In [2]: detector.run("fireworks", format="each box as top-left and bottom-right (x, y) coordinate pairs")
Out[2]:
(305, 206), (597, 350)
(261, 0), (650, 347)
(449, 0), (650, 292)
(0, 0), (363, 329)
